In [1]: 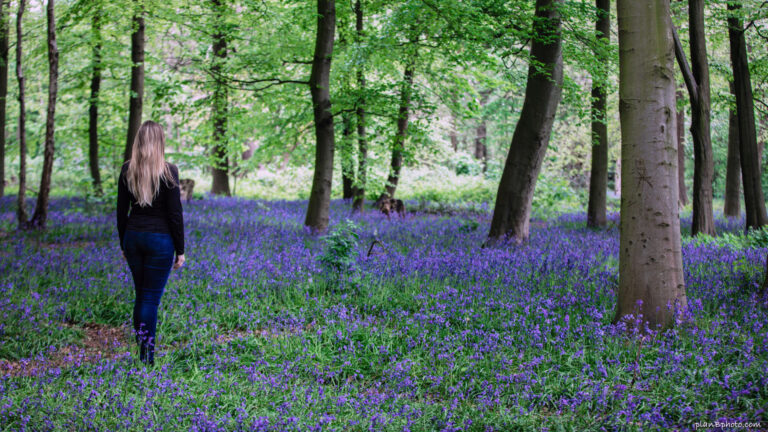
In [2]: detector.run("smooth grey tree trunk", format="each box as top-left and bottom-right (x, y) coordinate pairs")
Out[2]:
(0, 0), (7, 199)
(724, 91), (741, 218)
(728, 1), (768, 230)
(15, 0), (26, 228)
(88, 5), (102, 196)
(485, 0), (564, 245)
(304, 0), (336, 233)
(210, 0), (230, 196)
(676, 89), (687, 207)
(614, 0), (686, 330)
(124, 1), (144, 162)
(474, 90), (490, 173)
(587, 0), (609, 228)
(352, 0), (367, 213)
(672, 0), (715, 236)
(28, 0), (57, 229)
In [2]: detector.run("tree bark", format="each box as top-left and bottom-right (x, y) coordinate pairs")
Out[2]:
(352, 0), (367, 213)
(88, 5), (102, 196)
(449, 112), (459, 152)
(724, 88), (741, 217)
(672, 0), (715, 236)
(0, 1), (7, 199)
(380, 64), (414, 201)
(614, 0), (686, 330)
(676, 89), (687, 207)
(210, 0), (230, 196)
(485, 0), (564, 245)
(586, 0), (610, 228)
(728, 1), (768, 230)
(15, 0), (26, 228)
(123, 1), (144, 162)
(474, 90), (490, 173)
(304, 0), (336, 233)
(341, 113), (354, 200)
(28, 0), (58, 229)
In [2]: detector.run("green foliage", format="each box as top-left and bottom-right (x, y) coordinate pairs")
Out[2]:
(319, 220), (360, 274)
(686, 226), (768, 250)
(531, 173), (584, 219)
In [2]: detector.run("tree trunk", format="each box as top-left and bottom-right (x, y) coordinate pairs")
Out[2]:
(474, 90), (490, 173)
(449, 113), (459, 152)
(88, 6), (102, 196)
(15, 0), (26, 228)
(352, 0), (367, 213)
(724, 89), (741, 218)
(676, 89), (687, 207)
(341, 113), (354, 200)
(672, 0), (715, 236)
(28, 0), (58, 229)
(485, 0), (564, 245)
(210, 0), (230, 196)
(614, 0), (686, 330)
(0, 0), (8, 199)
(586, 0), (609, 228)
(380, 64), (415, 201)
(728, 1), (768, 230)
(304, 0), (336, 233)
(123, 1), (144, 162)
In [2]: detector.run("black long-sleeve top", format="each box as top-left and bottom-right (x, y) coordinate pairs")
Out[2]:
(117, 162), (185, 255)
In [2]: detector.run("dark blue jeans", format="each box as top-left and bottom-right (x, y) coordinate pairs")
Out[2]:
(123, 230), (175, 365)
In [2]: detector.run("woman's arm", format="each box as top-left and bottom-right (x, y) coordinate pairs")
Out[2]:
(167, 164), (185, 256)
(116, 164), (130, 250)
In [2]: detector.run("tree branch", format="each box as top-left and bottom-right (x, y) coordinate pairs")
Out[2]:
(671, 22), (699, 107)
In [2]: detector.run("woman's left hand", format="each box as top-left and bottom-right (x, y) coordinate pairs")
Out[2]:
(174, 254), (185, 270)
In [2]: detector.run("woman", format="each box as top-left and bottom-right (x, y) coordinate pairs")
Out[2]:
(117, 120), (185, 366)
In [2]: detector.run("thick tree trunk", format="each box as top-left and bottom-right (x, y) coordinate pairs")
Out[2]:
(304, 0), (336, 233)
(485, 0), (563, 245)
(672, 0), (715, 236)
(0, 1), (7, 199)
(123, 2), (144, 162)
(380, 64), (414, 201)
(586, 0), (609, 228)
(614, 0), (686, 330)
(352, 0), (367, 213)
(341, 113), (354, 200)
(28, 0), (57, 229)
(676, 89), (687, 207)
(210, 0), (230, 196)
(724, 94), (741, 218)
(15, 0), (26, 228)
(728, 2), (768, 230)
(88, 7), (102, 196)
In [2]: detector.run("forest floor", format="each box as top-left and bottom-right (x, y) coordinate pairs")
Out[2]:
(0, 196), (766, 431)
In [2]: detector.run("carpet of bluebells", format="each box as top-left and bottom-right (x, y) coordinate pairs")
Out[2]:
(0, 195), (767, 431)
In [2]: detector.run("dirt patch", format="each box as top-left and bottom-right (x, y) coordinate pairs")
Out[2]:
(0, 322), (133, 378)
(214, 323), (312, 345)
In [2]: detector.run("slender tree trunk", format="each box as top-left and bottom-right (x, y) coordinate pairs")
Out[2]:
(210, 0), (230, 196)
(0, 1), (7, 199)
(15, 0), (26, 228)
(28, 0), (57, 229)
(304, 0), (336, 233)
(672, 0), (715, 236)
(614, 0), (686, 330)
(88, 6), (102, 196)
(449, 113), (459, 152)
(380, 64), (414, 201)
(676, 89), (687, 207)
(352, 0), (367, 213)
(728, 1), (768, 230)
(587, 0), (610, 228)
(485, 0), (564, 245)
(474, 90), (490, 173)
(341, 113), (354, 200)
(724, 88), (741, 217)
(614, 158), (621, 196)
(123, 1), (144, 162)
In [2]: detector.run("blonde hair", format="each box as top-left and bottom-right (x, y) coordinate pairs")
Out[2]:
(126, 121), (176, 207)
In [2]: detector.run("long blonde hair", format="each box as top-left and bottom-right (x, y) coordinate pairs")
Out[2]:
(126, 121), (175, 207)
